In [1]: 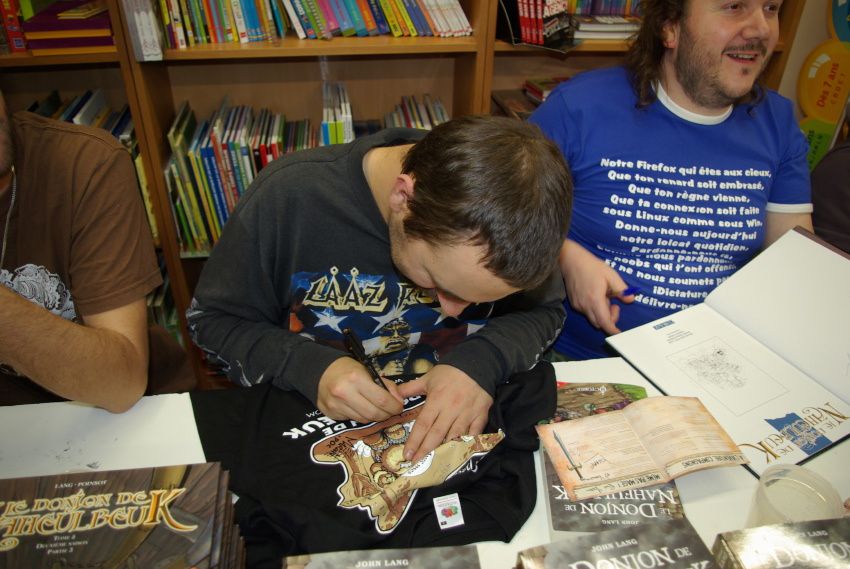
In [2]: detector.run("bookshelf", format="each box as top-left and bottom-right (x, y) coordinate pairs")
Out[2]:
(0, 0), (805, 388)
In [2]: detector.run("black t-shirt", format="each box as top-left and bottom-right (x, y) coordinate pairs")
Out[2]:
(191, 363), (555, 568)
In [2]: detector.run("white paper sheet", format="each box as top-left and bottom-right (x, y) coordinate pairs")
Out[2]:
(0, 393), (206, 480)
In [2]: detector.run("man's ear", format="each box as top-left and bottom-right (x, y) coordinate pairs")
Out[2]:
(388, 174), (415, 214)
(661, 19), (679, 49)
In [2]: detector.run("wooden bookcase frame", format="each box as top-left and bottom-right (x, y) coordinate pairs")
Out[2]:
(0, 0), (804, 387)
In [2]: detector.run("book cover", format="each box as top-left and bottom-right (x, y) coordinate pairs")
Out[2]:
(0, 463), (222, 567)
(516, 518), (715, 569)
(283, 545), (481, 568)
(543, 452), (684, 531)
(712, 517), (850, 569)
(537, 396), (747, 500)
(607, 229), (850, 475)
(491, 89), (537, 120)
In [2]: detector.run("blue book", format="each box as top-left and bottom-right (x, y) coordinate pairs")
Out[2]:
(199, 124), (230, 226)
(402, 0), (429, 36)
(365, 0), (388, 35)
(328, 0), (354, 35)
(340, 0), (367, 36)
(60, 91), (92, 123)
(239, 0), (263, 41)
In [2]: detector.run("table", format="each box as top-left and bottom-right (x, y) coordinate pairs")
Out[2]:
(0, 358), (846, 569)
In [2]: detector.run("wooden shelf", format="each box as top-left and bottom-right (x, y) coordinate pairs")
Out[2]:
(163, 35), (480, 61)
(0, 51), (120, 67)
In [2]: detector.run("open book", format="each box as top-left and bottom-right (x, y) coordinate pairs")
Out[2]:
(607, 228), (850, 476)
(536, 396), (747, 500)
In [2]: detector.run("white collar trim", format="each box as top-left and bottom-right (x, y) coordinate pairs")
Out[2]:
(655, 82), (733, 125)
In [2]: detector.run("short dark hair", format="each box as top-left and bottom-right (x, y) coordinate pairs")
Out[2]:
(400, 115), (572, 290)
(625, 0), (763, 108)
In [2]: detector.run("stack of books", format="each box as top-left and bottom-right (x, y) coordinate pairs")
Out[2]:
(523, 76), (569, 104)
(573, 14), (639, 40)
(0, 463), (245, 568)
(21, 0), (116, 55)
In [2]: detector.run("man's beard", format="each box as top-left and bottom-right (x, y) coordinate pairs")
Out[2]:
(674, 22), (769, 110)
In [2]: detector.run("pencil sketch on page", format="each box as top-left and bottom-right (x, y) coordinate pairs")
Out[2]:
(667, 337), (788, 416)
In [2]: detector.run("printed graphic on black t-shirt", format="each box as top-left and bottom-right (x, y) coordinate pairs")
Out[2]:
(290, 267), (488, 376)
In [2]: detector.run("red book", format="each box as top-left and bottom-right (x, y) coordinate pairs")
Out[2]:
(0, 0), (26, 52)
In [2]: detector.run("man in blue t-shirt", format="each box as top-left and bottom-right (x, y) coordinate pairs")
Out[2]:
(530, 0), (813, 360)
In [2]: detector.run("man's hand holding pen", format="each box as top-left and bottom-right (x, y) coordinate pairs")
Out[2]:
(316, 354), (404, 424)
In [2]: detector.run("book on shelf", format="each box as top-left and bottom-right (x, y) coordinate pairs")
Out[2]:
(516, 518), (715, 569)
(574, 14), (640, 31)
(119, 0), (162, 60)
(523, 75), (569, 104)
(537, 395), (747, 500)
(0, 462), (245, 568)
(57, 0), (107, 18)
(283, 544), (481, 568)
(573, 27), (635, 40)
(491, 88), (538, 120)
(712, 517), (850, 569)
(0, 0), (27, 52)
(17, 0), (54, 20)
(21, 0), (113, 41)
(606, 228), (850, 475)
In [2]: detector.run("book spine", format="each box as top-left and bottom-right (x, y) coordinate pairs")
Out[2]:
(401, 0), (426, 35)
(288, 0), (316, 37)
(328, 0), (353, 36)
(376, 0), (400, 35)
(352, 0), (375, 34)
(301, 0), (329, 37)
(339, 0), (364, 35)
(229, 0), (249, 41)
(389, 0), (412, 35)
(315, 0), (338, 33)
(279, 0), (306, 37)
(365, 0), (387, 35)
(412, 0), (435, 35)
(0, 0), (26, 52)
(177, 0), (196, 44)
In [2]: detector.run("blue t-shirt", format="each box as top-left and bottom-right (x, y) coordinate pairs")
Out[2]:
(530, 66), (812, 359)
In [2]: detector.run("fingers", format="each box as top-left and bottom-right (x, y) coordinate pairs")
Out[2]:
(396, 377), (426, 399)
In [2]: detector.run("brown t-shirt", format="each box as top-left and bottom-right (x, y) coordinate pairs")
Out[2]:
(0, 111), (163, 404)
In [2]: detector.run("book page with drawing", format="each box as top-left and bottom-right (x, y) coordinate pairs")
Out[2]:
(607, 288), (850, 475)
(703, 228), (850, 405)
(537, 396), (746, 500)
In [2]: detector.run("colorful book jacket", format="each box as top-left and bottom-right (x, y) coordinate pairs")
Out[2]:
(0, 463), (243, 568)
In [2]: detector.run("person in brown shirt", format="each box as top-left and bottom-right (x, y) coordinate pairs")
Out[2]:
(0, 90), (170, 412)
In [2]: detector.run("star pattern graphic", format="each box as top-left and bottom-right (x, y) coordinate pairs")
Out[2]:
(314, 308), (347, 334)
